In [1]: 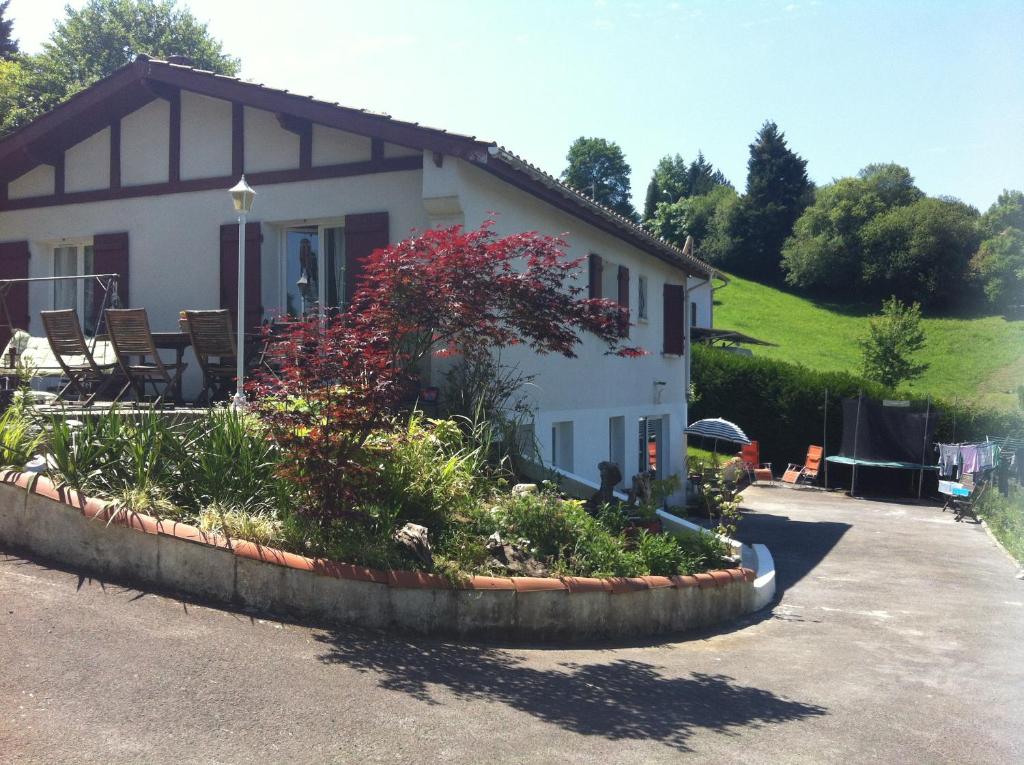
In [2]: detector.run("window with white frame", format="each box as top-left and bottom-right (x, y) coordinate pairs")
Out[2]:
(53, 241), (97, 333)
(551, 421), (574, 473)
(637, 275), (648, 321)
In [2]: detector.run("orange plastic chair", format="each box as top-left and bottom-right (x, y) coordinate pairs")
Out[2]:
(739, 440), (774, 484)
(782, 445), (823, 485)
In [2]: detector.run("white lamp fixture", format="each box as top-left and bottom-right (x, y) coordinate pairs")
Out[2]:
(229, 175), (256, 409)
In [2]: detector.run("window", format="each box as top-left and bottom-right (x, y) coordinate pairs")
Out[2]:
(637, 275), (648, 321)
(608, 416), (625, 488)
(691, 301), (699, 328)
(551, 421), (574, 473)
(638, 416), (664, 479)
(53, 242), (98, 334)
(282, 224), (345, 317)
(516, 422), (538, 461)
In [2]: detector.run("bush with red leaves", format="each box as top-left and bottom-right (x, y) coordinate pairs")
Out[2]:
(249, 221), (642, 524)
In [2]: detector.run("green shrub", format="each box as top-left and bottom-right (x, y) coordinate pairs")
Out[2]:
(0, 393), (41, 469)
(364, 414), (491, 531)
(975, 487), (1024, 563)
(691, 344), (1024, 467)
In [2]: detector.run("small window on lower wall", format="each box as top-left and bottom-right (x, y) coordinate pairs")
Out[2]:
(608, 416), (625, 488)
(551, 421), (574, 473)
(516, 422), (538, 461)
(638, 416), (664, 479)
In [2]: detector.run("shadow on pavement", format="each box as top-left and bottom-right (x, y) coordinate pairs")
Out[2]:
(735, 511), (851, 595)
(315, 633), (827, 752)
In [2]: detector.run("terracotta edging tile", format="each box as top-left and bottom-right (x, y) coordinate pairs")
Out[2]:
(670, 575), (700, 588)
(741, 567), (757, 582)
(461, 575), (516, 591)
(313, 560), (389, 584)
(510, 577), (567, 593)
(387, 569), (451, 589)
(709, 570), (734, 587)
(0, 469), (26, 486)
(641, 575), (674, 589)
(694, 572), (718, 589)
(561, 576), (613, 593)
(155, 519), (231, 549)
(607, 577), (651, 595)
(233, 540), (316, 571)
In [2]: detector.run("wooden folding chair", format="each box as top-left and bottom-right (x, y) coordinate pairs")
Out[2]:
(105, 308), (186, 405)
(183, 309), (237, 405)
(40, 309), (118, 406)
(782, 445), (823, 485)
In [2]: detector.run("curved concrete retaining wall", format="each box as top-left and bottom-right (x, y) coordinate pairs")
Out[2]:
(657, 508), (777, 611)
(0, 471), (763, 641)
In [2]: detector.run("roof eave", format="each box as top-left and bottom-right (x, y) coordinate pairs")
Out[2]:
(472, 149), (713, 278)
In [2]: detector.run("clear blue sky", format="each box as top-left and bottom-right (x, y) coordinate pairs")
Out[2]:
(9, 0), (1024, 211)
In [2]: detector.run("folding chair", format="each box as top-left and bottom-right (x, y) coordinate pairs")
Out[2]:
(105, 308), (187, 405)
(740, 440), (774, 485)
(183, 309), (237, 405)
(40, 309), (118, 406)
(782, 445), (823, 485)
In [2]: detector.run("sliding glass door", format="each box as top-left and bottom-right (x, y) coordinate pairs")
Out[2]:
(282, 224), (345, 317)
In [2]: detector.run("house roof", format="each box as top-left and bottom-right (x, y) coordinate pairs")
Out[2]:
(0, 55), (713, 278)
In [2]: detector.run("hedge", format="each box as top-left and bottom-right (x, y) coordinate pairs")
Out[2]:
(690, 345), (1024, 468)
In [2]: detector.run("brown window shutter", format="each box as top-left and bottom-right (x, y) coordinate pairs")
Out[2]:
(588, 253), (603, 299)
(0, 240), (30, 348)
(617, 265), (630, 337)
(343, 212), (389, 305)
(663, 283), (685, 355)
(92, 232), (129, 318)
(220, 222), (263, 330)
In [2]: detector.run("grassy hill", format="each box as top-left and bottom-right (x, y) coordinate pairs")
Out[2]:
(712, 274), (1024, 411)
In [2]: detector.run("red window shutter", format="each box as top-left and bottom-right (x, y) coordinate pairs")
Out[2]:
(588, 254), (603, 299)
(220, 222), (263, 331)
(617, 264), (630, 338)
(92, 232), (129, 318)
(663, 283), (685, 355)
(344, 212), (389, 304)
(0, 240), (30, 348)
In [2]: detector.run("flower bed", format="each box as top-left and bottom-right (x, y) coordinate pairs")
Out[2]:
(0, 469), (758, 640)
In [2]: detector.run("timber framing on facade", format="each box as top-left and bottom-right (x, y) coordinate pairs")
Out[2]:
(0, 55), (711, 278)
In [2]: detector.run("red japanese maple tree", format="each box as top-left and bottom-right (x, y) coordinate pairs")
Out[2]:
(250, 221), (641, 523)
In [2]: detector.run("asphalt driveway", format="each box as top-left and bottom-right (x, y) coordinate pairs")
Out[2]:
(2, 486), (1022, 763)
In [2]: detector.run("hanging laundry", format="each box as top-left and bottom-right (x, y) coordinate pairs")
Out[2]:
(960, 444), (982, 474)
(937, 444), (960, 478)
(977, 443), (997, 471)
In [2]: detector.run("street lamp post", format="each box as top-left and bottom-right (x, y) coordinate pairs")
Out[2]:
(229, 175), (256, 409)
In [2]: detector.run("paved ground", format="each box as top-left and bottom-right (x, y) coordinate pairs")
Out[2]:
(2, 486), (1022, 764)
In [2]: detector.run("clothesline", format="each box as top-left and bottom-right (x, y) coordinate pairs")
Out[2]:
(934, 441), (1000, 480)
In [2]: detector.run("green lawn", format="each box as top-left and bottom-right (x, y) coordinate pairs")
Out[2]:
(713, 274), (1024, 410)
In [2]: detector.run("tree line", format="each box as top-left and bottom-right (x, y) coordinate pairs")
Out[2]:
(1, 2), (1019, 314)
(0, 0), (237, 136)
(561, 126), (1022, 313)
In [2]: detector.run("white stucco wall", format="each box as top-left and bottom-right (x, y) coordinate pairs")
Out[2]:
(180, 92), (233, 181)
(450, 160), (690, 491)
(65, 127), (110, 193)
(8, 165), (55, 200)
(687, 275), (713, 329)
(120, 100), (170, 186)
(311, 125), (371, 166)
(243, 107), (299, 173)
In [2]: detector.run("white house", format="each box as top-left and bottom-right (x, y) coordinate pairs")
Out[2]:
(0, 56), (715, 492)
